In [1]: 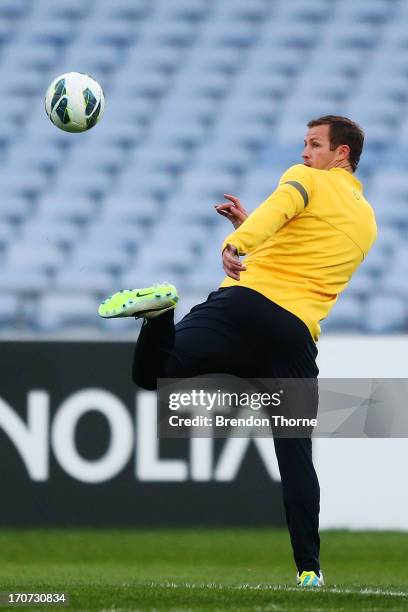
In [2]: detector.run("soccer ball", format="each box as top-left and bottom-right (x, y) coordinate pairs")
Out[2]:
(45, 72), (105, 133)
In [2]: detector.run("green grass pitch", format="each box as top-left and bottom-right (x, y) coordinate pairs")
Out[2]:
(0, 529), (407, 610)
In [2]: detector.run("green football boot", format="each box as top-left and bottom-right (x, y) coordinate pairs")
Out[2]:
(98, 282), (178, 319)
(297, 570), (324, 587)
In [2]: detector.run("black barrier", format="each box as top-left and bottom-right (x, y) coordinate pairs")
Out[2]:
(0, 342), (284, 527)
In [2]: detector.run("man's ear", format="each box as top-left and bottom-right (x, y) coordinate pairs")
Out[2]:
(338, 144), (351, 162)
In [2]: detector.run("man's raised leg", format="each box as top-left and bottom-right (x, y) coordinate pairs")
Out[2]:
(132, 310), (176, 391)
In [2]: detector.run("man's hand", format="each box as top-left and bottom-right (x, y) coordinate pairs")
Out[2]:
(222, 243), (246, 281)
(215, 194), (248, 229)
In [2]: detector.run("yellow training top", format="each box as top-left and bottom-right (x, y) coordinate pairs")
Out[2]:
(220, 164), (377, 341)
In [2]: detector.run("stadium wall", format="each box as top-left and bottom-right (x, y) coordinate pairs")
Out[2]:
(0, 341), (284, 527)
(0, 337), (406, 529)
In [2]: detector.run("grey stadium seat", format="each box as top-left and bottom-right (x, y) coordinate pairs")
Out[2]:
(33, 293), (100, 332)
(53, 268), (114, 293)
(362, 297), (407, 334)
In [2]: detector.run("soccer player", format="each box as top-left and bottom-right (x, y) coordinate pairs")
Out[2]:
(99, 115), (377, 587)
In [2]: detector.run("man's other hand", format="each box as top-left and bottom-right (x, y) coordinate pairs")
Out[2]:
(222, 243), (246, 280)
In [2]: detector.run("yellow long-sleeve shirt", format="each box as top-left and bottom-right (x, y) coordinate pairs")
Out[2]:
(220, 164), (377, 341)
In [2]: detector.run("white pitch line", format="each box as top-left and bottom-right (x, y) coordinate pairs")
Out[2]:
(153, 582), (408, 598)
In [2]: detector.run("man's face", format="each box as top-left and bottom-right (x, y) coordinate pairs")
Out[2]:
(302, 124), (349, 170)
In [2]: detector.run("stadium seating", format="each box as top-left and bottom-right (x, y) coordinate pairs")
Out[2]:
(1, 0), (407, 336)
